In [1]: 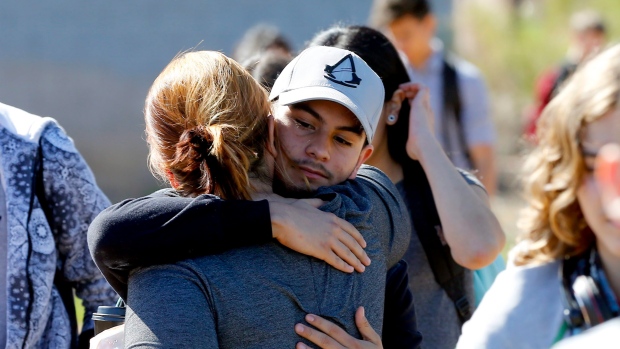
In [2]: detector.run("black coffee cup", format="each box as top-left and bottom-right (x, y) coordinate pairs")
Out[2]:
(93, 300), (126, 335)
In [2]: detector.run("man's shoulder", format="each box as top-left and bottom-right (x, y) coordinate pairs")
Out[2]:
(355, 165), (404, 208)
(443, 54), (485, 84)
(316, 165), (396, 208)
(357, 165), (398, 193)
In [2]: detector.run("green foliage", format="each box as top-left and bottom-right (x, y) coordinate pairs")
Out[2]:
(458, 0), (620, 152)
(75, 295), (85, 331)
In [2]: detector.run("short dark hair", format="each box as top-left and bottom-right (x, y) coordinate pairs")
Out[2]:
(570, 9), (607, 34)
(243, 51), (292, 91)
(233, 23), (293, 63)
(369, 0), (431, 29)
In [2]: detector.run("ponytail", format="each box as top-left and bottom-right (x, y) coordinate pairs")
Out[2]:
(170, 125), (255, 200)
(145, 51), (272, 200)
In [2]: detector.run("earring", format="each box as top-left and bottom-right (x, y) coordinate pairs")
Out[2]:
(387, 114), (397, 124)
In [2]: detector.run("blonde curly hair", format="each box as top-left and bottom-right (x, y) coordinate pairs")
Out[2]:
(514, 44), (620, 266)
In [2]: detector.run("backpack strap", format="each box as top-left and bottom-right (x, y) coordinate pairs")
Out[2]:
(551, 61), (578, 98)
(404, 161), (472, 324)
(442, 58), (473, 169)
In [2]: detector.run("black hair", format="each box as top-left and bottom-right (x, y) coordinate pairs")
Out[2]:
(307, 25), (412, 165)
(242, 51), (292, 91)
(233, 23), (293, 64)
(369, 0), (431, 29)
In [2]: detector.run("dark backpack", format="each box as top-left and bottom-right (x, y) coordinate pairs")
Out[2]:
(404, 161), (472, 324)
(442, 58), (472, 169)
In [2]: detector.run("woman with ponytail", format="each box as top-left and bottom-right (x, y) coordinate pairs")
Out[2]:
(144, 51), (274, 202)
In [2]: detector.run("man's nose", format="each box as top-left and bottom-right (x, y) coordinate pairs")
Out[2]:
(306, 135), (330, 162)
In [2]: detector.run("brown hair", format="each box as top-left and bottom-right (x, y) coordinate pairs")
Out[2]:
(514, 44), (620, 265)
(145, 51), (272, 200)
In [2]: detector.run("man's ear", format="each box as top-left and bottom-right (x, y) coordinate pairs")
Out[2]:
(348, 144), (374, 180)
(165, 169), (179, 189)
(266, 115), (277, 158)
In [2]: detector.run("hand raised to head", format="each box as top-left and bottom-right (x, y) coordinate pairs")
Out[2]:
(398, 83), (437, 161)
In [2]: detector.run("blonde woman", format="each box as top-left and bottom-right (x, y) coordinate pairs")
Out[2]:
(456, 44), (620, 348)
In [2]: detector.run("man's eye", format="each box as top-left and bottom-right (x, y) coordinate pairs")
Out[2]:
(335, 137), (352, 146)
(294, 119), (314, 130)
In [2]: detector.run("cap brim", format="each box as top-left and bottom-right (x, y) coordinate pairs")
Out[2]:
(276, 86), (373, 142)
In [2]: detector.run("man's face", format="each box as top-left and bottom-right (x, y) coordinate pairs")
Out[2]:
(575, 29), (606, 61)
(272, 99), (373, 197)
(388, 14), (435, 63)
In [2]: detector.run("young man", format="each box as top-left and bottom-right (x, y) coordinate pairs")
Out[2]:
(0, 102), (117, 349)
(369, 0), (497, 195)
(88, 46), (418, 348)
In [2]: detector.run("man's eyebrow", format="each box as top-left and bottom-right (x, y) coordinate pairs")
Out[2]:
(337, 124), (364, 136)
(291, 103), (322, 122)
(291, 102), (364, 136)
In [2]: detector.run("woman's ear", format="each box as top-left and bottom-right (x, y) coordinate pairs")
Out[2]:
(387, 89), (405, 125)
(266, 115), (278, 158)
(165, 169), (179, 189)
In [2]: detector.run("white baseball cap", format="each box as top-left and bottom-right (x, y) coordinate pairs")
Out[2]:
(269, 46), (385, 142)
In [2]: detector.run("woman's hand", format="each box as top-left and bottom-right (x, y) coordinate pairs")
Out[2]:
(294, 307), (383, 349)
(397, 83), (438, 161)
(260, 194), (371, 273)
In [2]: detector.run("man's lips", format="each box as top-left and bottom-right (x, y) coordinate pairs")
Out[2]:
(298, 165), (328, 180)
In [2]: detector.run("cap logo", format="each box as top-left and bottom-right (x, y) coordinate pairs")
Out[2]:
(323, 54), (362, 88)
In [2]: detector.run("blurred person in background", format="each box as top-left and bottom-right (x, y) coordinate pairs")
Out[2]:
(233, 23), (293, 68)
(234, 23), (294, 92)
(456, 43), (620, 348)
(243, 50), (292, 91)
(524, 9), (607, 141)
(232, 23), (293, 63)
(0, 103), (117, 348)
(369, 0), (498, 195)
(302, 25), (505, 349)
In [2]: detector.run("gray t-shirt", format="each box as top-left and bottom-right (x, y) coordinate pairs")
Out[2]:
(124, 166), (411, 349)
(457, 260), (564, 349)
(396, 170), (478, 349)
